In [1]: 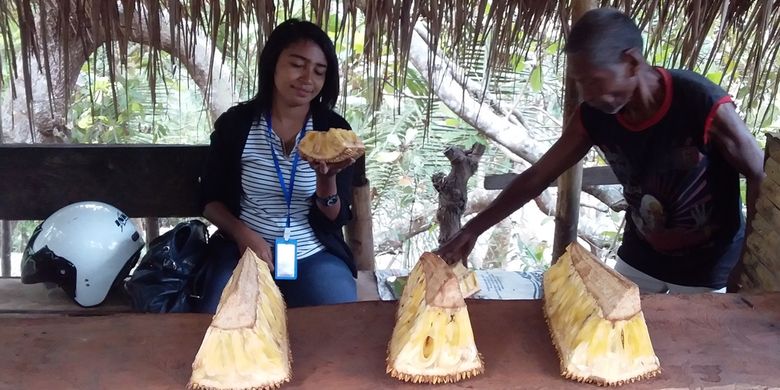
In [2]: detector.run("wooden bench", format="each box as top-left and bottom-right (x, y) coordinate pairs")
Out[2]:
(0, 144), (378, 312)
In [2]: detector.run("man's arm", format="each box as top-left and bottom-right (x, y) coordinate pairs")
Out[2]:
(463, 112), (594, 236)
(708, 103), (765, 291)
(709, 104), (765, 219)
(436, 109), (594, 264)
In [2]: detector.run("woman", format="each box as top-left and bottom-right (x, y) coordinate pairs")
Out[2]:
(196, 19), (361, 311)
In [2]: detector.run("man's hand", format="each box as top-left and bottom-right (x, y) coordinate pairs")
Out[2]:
(235, 226), (274, 272)
(309, 158), (355, 177)
(435, 228), (479, 265)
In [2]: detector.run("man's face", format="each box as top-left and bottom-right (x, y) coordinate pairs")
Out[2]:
(569, 53), (637, 114)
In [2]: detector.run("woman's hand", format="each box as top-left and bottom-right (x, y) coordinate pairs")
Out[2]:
(309, 158), (355, 177)
(235, 225), (274, 272)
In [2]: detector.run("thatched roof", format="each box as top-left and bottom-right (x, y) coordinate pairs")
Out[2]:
(1, 0), (778, 136)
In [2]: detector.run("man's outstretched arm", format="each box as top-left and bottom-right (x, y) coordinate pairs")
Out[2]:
(437, 110), (594, 264)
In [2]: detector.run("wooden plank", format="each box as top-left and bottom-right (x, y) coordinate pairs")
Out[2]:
(0, 272), (381, 313)
(764, 154), (780, 186)
(764, 132), (780, 160)
(741, 253), (780, 291)
(0, 294), (778, 389)
(0, 145), (209, 220)
(755, 196), (780, 229)
(744, 233), (780, 287)
(0, 278), (133, 314)
(757, 165), (780, 210)
(749, 212), (780, 258)
(749, 199), (780, 278)
(484, 166), (619, 190)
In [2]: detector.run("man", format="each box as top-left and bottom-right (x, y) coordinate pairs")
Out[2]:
(436, 8), (765, 293)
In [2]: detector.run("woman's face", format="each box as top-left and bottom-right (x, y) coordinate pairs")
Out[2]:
(273, 40), (328, 108)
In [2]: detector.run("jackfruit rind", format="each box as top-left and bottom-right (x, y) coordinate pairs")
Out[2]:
(298, 128), (365, 163)
(188, 249), (291, 390)
(387, 252), (484, 384)
(543, 243), (661, 386)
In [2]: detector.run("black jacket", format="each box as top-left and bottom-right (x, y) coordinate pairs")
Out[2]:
(199, 101), (360, 277)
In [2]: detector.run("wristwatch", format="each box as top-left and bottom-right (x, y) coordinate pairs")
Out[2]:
(316, 194), (339, 207)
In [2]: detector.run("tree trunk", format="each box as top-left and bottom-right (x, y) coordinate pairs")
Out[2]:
(432, 143), (487, 265)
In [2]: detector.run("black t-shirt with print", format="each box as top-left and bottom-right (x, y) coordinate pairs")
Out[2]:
(579, 68), (745, 288)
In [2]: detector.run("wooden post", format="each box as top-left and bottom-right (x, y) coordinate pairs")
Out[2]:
(433, 143), (487, 265)
(345, 157), (375, 271)
(551, 0), (595, 263)
(346, 183), (375, 271)
(1, 220), (10, 277)
(144, 218), (160, 245)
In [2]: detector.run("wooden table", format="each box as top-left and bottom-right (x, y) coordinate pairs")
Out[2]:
(1, 293), (778, 389)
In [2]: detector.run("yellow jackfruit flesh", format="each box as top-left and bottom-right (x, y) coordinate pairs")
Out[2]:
(543, 243), (661, 386)
(188, 249), (291, 390)
(298, 128), (365, 163)
(387, 252), (484, 384)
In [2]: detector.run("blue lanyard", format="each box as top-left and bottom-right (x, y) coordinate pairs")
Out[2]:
(266, 114), (307, 235)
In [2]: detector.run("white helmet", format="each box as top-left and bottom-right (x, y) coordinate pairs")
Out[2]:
(21, 201), (145, 307)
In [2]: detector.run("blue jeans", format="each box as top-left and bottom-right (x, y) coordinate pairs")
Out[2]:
(194, 234), (357, 313)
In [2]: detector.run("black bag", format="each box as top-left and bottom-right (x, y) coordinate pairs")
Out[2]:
(124, 220), (209, 313)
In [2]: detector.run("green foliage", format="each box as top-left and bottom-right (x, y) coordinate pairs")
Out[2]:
(68, 44), (211, 144)
(10, 220), (39, 253)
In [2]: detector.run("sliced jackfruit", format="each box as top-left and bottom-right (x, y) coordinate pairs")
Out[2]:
(387, 252), (484, 384)
(298, 128), (365, 163)
(188, 249), (290, 390)
(451, 262), (480, 298)
(543, 243), (661, 386)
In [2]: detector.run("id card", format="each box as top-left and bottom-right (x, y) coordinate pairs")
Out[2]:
(274, 238), (298, 280)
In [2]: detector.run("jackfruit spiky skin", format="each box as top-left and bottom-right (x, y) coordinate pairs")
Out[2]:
(387, 252), (484, 384)
(298, 128), (366, 163)
(543, 243), (661, 386)
(188, 249), (291, 390)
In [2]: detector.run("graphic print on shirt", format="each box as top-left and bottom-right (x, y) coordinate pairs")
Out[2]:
(600, 137), (716, 255)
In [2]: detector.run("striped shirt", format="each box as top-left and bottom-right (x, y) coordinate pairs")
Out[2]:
(239, 116), (325, 259)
